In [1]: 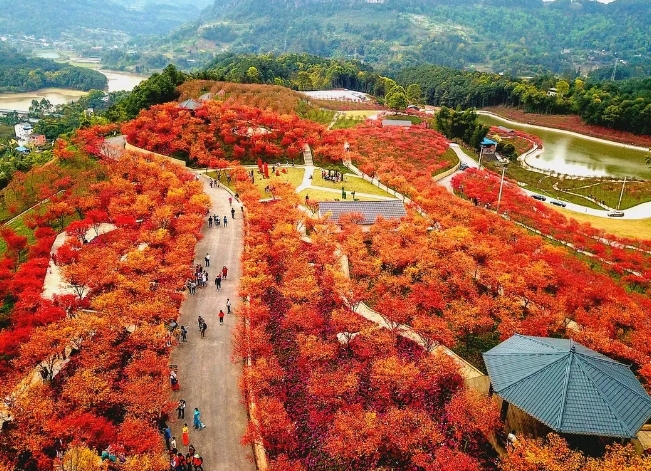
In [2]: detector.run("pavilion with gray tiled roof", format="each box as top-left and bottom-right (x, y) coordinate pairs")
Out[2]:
(318, 200), (406, 225)
(178, 98), (201, 110)
(483, 334), (651, 438)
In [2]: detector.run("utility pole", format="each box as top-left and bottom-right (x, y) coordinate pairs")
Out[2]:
(617, 176), (626, 210)
(496, 164), (508, 213)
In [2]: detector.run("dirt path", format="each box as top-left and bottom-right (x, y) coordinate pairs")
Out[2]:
(169, 177), (253, 471)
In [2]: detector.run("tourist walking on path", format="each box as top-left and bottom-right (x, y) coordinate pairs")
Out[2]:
(177, 399), (186, 419)
(170, 175), (254, 471)
(163, 426), (172, 450)
(226, 299), (231, 314)
(193, 408), (205, 430)
(170, 370), (180, 391)
(182, 424), (190, 447)
(223, 216), (228, 227)
(199, 321), (207, 338)
(180, 326), (187, 342)
(208, 216), (212, 228)
(229, 196), (233, 206)
(219, 310), (224, 324)
(222, 266), (228, 279)
(231, 207), (235, 219)
(204, 253), (210, 267)
(214, 274), (221, 290)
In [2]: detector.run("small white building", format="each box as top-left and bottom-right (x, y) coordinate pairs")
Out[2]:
(14, 123), (33, 141)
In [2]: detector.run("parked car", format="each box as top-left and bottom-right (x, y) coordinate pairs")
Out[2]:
(406, 105), (419, 110)
(459, 162), (469, 170)
(607, 211), (625, 217)
(549, 200), (567, 207)
(531, 194), (546, 201)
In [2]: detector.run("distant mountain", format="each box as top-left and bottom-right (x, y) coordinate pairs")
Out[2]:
(157, 0), (651, 75)
(0, 0), (207, 38)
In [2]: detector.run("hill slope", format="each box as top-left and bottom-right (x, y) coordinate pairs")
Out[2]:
(0, 0), (206, 38)
(161, 0), (651, 74)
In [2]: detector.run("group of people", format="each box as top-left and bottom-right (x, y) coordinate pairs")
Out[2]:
(321, 168), (345, 182)
(167, 192), (237, 470)
(189, 263), (229, 293)
(165, 411), (205, 471)
(207, 213), (229, 227)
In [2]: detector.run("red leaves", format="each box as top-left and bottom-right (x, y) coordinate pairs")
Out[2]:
(0, 128), (206, 466)
(123, 101), (326, 167)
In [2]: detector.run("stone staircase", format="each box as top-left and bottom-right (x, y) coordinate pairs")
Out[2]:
(302, 144), (314, 166)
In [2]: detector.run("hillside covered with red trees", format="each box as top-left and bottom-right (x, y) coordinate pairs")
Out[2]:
(3, 83), (651, 470)
(0, 128), (206, 470)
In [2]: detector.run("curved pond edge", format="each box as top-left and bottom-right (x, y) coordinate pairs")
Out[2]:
(478, 111), (650, 153)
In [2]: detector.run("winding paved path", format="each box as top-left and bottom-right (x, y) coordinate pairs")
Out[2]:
(169, 176), (254, 471)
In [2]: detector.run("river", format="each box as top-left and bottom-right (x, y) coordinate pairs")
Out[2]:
(478, 113), (651, 180)
(0, 70), (148, 113)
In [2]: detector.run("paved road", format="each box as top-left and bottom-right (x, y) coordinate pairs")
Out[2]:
(169, 176), (253, 471)
(441, 144), (651, 220)
(437, 143), (478, 192)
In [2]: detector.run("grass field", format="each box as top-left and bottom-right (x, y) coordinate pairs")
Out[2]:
(484, 161), (603, 210)
(0, 216), (35, 255)
(554, 208), (651, 241)
(330, 115), (366, 129)
(299, 189), (383, 202)
(312, 170), (394, 197)
(341, 110), (379, 118)
(557, 179), (651, 210)
(207, 167), (305, 197)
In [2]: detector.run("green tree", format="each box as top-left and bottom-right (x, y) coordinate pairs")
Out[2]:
(555, 80), (570, 98)
(406, 83), (423, 104)
(246, 66), (262, 83)
(387, 91), (407, 111)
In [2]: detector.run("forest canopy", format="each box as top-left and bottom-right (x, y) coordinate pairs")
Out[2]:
(0, 46), (107, 93)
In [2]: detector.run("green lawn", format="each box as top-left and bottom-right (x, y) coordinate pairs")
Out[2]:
(383, 113), (423, 124)
(439, 148), (462, 170)
(298, 189), (382, 202)
(0, 216), (35, 255)
(302, 109), (336, 125)
(484, 161), (603, 210)
(556, 179), (651, 210)
(207, 167), (305, 197)
(330, 115), (366, 129)
(311, 170), (394, 197)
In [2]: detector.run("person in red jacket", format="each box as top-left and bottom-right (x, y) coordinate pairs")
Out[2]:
(222, 266), (228, 279)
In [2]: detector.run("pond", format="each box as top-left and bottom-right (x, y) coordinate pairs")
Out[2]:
(478, 113), (650, 180)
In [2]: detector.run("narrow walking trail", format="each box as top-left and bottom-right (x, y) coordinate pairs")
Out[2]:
(169, 176), (254, 471)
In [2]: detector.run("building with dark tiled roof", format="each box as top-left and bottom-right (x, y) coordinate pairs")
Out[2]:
(483, 334), (651, 438)
(318, 200), (406, 225)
